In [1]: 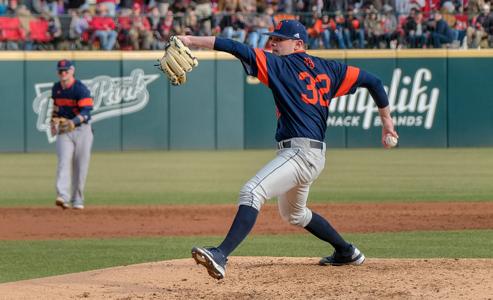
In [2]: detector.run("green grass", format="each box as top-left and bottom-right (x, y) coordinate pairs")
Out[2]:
(1, 149), (490, 284)
(0, 148), (492, 206)
(0, 230), (491, 283)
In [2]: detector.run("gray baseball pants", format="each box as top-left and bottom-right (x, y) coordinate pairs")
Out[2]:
(56, 123), (93, 207)
(238, 137), (326, 227)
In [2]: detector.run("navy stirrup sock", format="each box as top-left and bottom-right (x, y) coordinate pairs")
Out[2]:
(305, 212), (350, 253)
(218, 205), (258, 257)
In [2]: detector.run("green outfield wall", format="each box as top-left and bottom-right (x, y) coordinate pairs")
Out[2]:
(0, 50), (492, 152)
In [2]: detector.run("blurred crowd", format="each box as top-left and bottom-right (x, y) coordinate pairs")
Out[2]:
(0, 0), (492, 50)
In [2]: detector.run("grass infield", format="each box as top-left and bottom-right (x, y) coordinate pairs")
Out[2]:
(0, 148), (492, 205)
(0, 230), (492, 283)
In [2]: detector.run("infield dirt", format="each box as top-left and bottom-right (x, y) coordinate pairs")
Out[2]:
(0, 202), (492, 299)
(1, 202), (493, 240)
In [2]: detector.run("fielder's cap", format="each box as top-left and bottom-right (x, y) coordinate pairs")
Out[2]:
(57, 59), (73, 71)
(263, 19), (308, 43)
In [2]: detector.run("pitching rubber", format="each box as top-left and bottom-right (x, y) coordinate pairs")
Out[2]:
(191, 247), (225, 280)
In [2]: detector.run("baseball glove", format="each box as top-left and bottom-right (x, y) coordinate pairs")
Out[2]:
(156, 36), (198, 86)
(51, 117), (75, 135)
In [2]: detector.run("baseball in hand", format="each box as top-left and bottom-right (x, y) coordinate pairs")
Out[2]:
(385, 134), (398, 148)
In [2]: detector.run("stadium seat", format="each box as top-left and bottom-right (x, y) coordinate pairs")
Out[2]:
(29, 18), (52, 43)
(0, 17), (25, 42)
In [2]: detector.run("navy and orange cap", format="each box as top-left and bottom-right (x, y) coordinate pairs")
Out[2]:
(57, 59), (73, 71)
(263, 20), (308, 43)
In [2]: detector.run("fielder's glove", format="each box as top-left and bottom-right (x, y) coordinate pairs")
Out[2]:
(52, 117), (75, 135)
(156, 36), (198, 86)
(50, 117), (60, 136)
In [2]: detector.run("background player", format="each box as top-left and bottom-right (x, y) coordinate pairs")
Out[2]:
(179, 19), (398, 280)
(52, 59), (94, 210)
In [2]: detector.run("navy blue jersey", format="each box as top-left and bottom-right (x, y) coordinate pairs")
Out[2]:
(214, 38), (388, 142)
(52, 80), (93, 123)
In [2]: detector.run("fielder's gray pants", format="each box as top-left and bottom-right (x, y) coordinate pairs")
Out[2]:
(238, 137), (326, 227)
(56, 124), (93, 207)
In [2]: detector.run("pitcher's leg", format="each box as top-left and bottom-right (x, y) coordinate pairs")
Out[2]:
(218, 149), (303, 257)
(278, 182), (353, 257)
(217, 205), (258, 257)
(72, 125), (93, 207)
(56, 134), (74, 204)
(192, 149), (310, 279)
(276, 148), (352, 254)
(277, 183), (312, 227)
(304, 211), (351, 253)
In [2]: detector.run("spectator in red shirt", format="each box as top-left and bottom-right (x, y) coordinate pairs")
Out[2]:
(90, 4), (117, 50)
(128, 3), (153, 50)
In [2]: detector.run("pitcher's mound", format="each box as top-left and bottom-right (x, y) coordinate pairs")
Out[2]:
(1, 257), (492, 299)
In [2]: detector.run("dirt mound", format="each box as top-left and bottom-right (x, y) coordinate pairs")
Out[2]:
(0, 257), (492, 299)
(1, 202), (492, 298)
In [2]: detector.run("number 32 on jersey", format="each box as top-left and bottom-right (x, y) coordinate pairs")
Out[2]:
(298, 72), (331, 107)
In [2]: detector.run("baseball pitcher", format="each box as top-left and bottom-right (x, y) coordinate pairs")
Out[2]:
(160, 20), (398, 280)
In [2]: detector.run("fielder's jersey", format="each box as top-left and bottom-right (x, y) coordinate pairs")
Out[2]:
(52, 80), (93, 123)
(215, 38), (364, 142)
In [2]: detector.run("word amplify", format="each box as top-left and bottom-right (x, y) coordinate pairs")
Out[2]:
(33, 69), (159, 142)
(328, 68), (439, 129)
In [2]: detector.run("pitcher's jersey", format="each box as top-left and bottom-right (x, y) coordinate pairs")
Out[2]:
(215, 38), (361, 142)
(52, 80), (93, 123)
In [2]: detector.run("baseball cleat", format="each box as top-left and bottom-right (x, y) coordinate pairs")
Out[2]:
(191, 246), (227, 280)
(319, 244), (365, 266)
(55, 197), (69, 209)
(72, 204), (84, 210)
